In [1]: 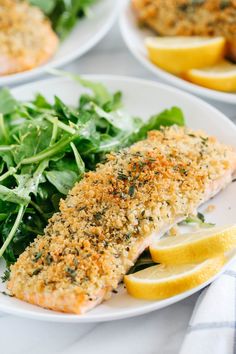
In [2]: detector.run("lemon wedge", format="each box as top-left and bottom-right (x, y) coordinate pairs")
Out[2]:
(125, 256), (225, 300)
(185, 60), (236, 92)
(150, 225), (236, 265)
(145, 36), (225, 74)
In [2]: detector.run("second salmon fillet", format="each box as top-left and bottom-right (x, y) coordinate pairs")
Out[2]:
(8, 126), (236, 314)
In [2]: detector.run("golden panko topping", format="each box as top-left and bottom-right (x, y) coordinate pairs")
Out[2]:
(0, 0), (58, 75)
(8, 126), (236, 313)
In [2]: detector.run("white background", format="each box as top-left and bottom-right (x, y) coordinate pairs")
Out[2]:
(0, 23), (235, 354)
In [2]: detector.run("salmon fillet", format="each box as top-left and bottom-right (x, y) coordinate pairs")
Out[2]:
(0, 0), (58, 76)
(8, 126), (236, 314)
(132, 0), (236, 62)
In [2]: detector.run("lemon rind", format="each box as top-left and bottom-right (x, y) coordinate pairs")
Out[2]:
(150, 226), (236, 265)
(124, 257), (225, 300)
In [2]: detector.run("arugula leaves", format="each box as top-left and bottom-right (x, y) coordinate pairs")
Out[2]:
(0, 88), (18, 115)
(0, 74), (185, 264)
(45, 170), (78, 195)
(29, 0), (97, 39)
(128, 250), (156, 274)
(182, 212), (215, 228)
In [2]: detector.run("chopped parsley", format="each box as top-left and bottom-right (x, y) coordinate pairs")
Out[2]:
(128, 185), (135, 197)
(33, 251), (42, 262)
(1, 268), (10, 283)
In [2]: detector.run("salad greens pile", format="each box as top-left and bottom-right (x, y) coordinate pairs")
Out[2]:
(29, 0), (96, 39)
(0, 73), (185, 265)
(128, 250), (156, 274)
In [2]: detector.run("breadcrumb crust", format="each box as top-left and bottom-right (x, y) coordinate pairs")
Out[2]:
(0, 0), (58, 75)
(8, 126), (236, 312)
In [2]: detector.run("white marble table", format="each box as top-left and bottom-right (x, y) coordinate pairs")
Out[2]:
(0, 23), (235, 354)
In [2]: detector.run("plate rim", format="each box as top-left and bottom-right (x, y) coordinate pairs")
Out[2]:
(0, 74), (235, 323)
(119, 1), (236, 104)
(0, 0), (120, 87)
(1, 257), (235, 323)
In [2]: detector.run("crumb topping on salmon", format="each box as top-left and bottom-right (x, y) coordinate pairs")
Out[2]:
(8, 126), (236, 313)
(0, 0), (58, 75)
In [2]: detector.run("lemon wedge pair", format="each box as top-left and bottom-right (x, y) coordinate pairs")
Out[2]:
(125, 225), (236, 300)
(146, 37), (236, 92)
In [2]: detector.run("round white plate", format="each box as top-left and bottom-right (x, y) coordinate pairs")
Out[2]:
(0, 75), (235, 322)
(119, 1), (236, 104)
(0, 0), (119, 87)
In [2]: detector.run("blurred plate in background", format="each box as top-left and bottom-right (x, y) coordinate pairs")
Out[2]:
(119, 0), (236, 104)
(0, 0), (119, 87)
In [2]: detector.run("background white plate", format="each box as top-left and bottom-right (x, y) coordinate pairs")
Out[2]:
(0, 75), (235, 322)
(119, 1), (236, 104)
(0, 0), (119, 87)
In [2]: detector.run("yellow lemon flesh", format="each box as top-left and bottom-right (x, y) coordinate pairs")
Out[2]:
(145, 36), (225, 74)
(185, 60), (236, 92)
(150, 224), (236, 265)
(124, 256), (225, 300)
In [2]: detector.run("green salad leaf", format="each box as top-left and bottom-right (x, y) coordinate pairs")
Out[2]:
(182, 212), (215, 228)
(128, 250), (157, 274)
(45, 170), (78, 195)
(0, 73), (185, 264)
(29, 0), (97, 39)
(0, 88), (18, 115)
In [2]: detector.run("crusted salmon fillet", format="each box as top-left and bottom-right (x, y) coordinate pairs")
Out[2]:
(132, 0), (236, 62)
(8, 126), (236, 314)
(0, 0), (58, 76)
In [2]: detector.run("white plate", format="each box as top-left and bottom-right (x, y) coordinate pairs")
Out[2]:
(119, 1), (236, 104)
(0, 0), (119, 87)
(0, 75), (236, 323)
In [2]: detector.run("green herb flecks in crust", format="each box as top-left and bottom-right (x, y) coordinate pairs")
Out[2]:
(0, 72), (185, 264)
